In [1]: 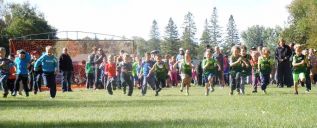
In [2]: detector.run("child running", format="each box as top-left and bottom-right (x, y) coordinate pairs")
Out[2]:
(229, 46), (242, 95)
(258, 47), (273, 94)
(13, 49), (31, 97)
(34, 46), (58, 99)
(118, 54), (133, 96)
(149, 54), (168, 96)
(174, 49), (192, 96)
(0, 47), (14, 98)
(139, 52), (156, 96)
(250, 51), (261, 93)
(202, 51), (220, 96)
(292, 44), (308, 95)
(240, 45), (252, 94)
(105, 55), (116, 95)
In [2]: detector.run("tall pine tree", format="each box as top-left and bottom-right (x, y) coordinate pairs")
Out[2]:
(209, 7), (222, 47)
(223, 15), (239, 54)
(200, 18), (211, 47)
(161, 17), (179, 55)
(181, 12), (197, 54)
(148, 20), (161, 51)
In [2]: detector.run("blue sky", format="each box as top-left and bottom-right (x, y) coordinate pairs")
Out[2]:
(6, 0), (293, 40)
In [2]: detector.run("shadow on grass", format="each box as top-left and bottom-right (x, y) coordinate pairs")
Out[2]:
(0, 99), (192, 109)
(0, 119), (231, 128)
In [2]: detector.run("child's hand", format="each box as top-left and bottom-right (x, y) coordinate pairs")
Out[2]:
(0, 61), (4, 66)
(237, 57), (242, 62)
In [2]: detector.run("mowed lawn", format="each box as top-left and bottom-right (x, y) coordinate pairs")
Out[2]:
(0, 85), (317, 128)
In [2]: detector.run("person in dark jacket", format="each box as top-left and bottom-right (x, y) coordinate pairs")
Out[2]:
(93, 48), (105, 89)
(275, 38), (293, 88)
(59, 48), (74, 92)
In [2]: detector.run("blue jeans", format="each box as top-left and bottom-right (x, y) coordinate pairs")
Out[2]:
(43, 72), (56, 98)
(0, 74), (9, 94)
(230, 72), (241, 92)
(142, 76), (156, 95)
(33, 71), (42, 92)
(62, 71), (72, 91)
(260, 73), (270, 91)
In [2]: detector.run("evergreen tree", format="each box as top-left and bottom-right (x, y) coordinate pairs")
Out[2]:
(223, 15), (239, 54)
(209, 7), (222, 47)
(200, 19), (211, 47)
(161, 17), (179, 55)
(148, 20), (161, 51)
(181, 12), (197, 55)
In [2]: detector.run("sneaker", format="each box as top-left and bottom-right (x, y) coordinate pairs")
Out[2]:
(294, 91), (299, 95)
(240, 90), (245, 95)
(186, 92), (189, 96)
(157, 88), (162, 92)
(3, 93), (8, 98)
(180, 89), (183, 92)
(11, 92), (17, 96)
(205, 92), (209, 96)
(262, 90), (267, 94)
(252, 90), (257, 93)
(229, 92), (233, 95)
(18, 92), (23, 96)
(305, 90), (310, 93)
(155, 92), (159, 96)
(25, 92), (29, 97)
(210, 87), (215, 92)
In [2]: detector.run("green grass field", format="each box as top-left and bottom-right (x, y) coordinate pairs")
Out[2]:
(1, 85), (317, 128)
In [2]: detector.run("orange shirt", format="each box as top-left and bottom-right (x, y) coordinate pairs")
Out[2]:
(106, 63), (116, 78)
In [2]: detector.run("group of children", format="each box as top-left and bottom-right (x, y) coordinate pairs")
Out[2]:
(1, 42), (316, 98)
(0, 46), (58, 98)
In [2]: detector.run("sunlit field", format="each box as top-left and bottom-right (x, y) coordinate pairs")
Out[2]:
(1, 85), (317, 128)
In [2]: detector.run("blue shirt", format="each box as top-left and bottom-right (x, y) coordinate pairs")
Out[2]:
(141, 60), (155, 76)
(34, 54), (58, 72)
(14, 53), (31, 75)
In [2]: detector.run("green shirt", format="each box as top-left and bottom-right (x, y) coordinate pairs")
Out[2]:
(230, 55), (242, 74)
(132, 62), (138, 77)
(154, 62), (168, 79)
(241, 54), (252, 76)
(85, 63), (93, 74)
(259, 56), (273, 74)
(181, 61), (192, 76)
(292, 54), (307, 74)
(202, 58), (218, 74)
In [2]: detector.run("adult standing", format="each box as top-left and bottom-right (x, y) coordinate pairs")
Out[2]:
(87, 47), (97, 89)
(275, 38), (293, 88)
(93, 48), (105, 89)
(59, 48), (74, 92)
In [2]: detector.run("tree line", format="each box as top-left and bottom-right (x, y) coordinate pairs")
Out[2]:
(1, 0), (316, 58)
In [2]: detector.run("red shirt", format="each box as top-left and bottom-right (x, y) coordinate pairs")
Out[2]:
(106, 63), (116, 78)
(8, 67), (16, 80)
